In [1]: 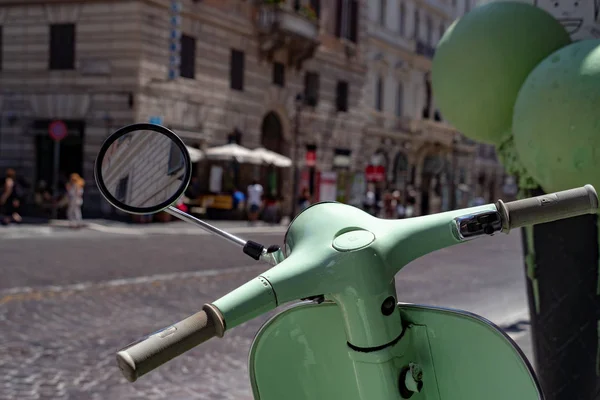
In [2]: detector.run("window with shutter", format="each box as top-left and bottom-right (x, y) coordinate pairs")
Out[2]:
(335, 0), (358, 43)
(375, 77), (383, 111)
(167, 141), (185, 175)
(426, 16), (433, 45)
(180, 35), (196, 79)
(335, 0), (343, 37)
(116, 176), (129, 202)
(396, 83), (403, 117)
(304, 72), (320, 106)
(379, 0), (387, 26)
(349, 0), (358, 42)
(273, 62), (285, 87)
(0, 27), (3, 71)
(49, 24), (75, 70)
(336, 81), (349, 112)
(413, 9), (420, 40)
(399, 3), (405, 35)
(230, 49), (245, 91)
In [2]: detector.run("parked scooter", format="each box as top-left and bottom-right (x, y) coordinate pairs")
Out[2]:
(95, 123), (599, 400)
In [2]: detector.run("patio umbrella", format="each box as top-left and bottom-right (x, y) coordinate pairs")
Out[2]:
(252, 147), (292, 167)
(204, 143), (263, 165)
(185, 146), (204, 163)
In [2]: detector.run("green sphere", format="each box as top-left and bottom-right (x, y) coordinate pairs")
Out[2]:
(432, 2), (570, 145)
(513, 40), (600, 193)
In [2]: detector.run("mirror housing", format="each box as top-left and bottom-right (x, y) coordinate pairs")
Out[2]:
(94, 123), (192, 215)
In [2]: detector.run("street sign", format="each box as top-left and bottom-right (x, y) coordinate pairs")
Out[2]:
(168, 0), (182, 80)
(149, 116), (163, 125)
(48, 120), (68, 142)
(365, 165), (385, 182)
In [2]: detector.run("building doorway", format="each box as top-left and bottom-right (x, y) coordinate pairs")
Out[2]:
(420, 153), (444, 215)
(34, 120), (84, 197)
(260, 112), (285, 198)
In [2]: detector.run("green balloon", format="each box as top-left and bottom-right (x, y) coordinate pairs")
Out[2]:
(513, 39), (600, 193)
(432, 2), (570, 145)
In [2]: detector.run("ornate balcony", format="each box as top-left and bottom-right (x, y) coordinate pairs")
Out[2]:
(417, 118), (461, 146)
(255, 3), (320, 69)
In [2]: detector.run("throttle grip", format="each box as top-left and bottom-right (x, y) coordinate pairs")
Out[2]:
(116, 304), (225, 382)
(496, 184), (598, 232)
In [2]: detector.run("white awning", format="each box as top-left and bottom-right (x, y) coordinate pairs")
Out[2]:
(252, 147), (292, 167)
(204, 143), (263, 165)
(185, 146), (204, 163)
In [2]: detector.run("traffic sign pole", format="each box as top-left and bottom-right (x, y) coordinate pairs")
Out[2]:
(51, 141), (60, 220)
(48, 120), (68, 220)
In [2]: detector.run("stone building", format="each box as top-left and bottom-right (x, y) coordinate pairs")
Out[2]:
(0, 0), (369, 216)
(362, 0), (506, 215)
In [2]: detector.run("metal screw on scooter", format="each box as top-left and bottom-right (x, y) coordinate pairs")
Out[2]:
(381, 296), (396, 316)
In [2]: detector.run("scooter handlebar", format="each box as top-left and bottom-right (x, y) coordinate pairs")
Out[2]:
(116, 304), (225, 382)
(497, 184), (598, 232)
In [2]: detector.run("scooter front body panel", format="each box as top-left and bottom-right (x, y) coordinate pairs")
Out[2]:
(248, 301), (542, 400)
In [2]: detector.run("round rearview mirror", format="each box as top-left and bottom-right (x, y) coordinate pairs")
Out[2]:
(94, 123), (192, 215)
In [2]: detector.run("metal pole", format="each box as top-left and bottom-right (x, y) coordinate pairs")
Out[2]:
(51, 140), (60, 220)
(165, 205), (247, 247)
(291, 101), (301, 218)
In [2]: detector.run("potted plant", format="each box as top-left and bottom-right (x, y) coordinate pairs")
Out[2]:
(298, 4), (318, 21)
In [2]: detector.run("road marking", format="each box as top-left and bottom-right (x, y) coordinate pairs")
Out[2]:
(0, 264), (265, 303)
(0, 224), (288, 240)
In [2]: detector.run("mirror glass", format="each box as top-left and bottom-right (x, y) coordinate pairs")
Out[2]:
(95, 124), (191, 214)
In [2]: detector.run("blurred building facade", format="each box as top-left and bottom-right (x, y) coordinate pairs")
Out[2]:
(0, 0), (507, 218)
(362, 0), (506, 214)
(0, 0), (369, 216)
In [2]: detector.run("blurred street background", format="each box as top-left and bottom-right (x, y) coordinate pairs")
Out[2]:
(0, 0), (540, 399)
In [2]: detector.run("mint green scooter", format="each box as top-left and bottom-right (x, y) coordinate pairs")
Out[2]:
(95, 123), (599, 400)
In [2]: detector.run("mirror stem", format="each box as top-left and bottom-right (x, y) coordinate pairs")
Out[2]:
(165, 206), (247, 248)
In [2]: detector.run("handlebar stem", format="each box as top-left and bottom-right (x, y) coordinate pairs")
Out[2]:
(376, 204), (499, 277)
(211, 276), (277, 331)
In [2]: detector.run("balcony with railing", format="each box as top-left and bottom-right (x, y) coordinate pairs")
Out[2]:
(368, 111), (418, 135)
(255, 0), (320, 69)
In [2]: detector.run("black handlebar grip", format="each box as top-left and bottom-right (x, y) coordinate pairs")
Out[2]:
(496, 184), (598, 232)
(116, 304), (225, 382)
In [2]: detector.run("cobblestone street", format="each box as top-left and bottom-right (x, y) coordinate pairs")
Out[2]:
(0, 224), (534, 399)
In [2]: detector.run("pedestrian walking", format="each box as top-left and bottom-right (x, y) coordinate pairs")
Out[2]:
(66, 173), (85, 228)
(297, 187), (311, 214)
(247, 180), (264, 225)
(0, 168), (23, 225)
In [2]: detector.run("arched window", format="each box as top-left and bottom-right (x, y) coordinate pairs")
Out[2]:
(413, 8), (420, 39)
(379, 0), (387, 26)
(426, 16), (433, 46)
(396, 82), (403, 117)
(375, 76), (384, 111)
(393, 152), (409, 189)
